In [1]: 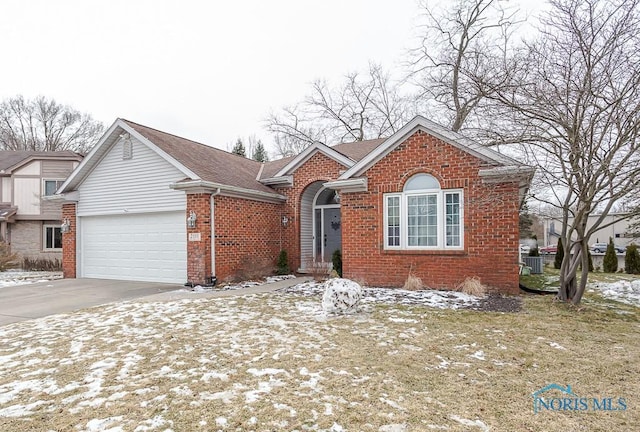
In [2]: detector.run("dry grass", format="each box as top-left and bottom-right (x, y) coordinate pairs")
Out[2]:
(0, 291), (638, 431)
(403, 273), (423, 291)
(455, 276), (487, 297)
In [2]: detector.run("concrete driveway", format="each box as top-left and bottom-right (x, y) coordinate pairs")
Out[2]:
(0, 278), (182, 326)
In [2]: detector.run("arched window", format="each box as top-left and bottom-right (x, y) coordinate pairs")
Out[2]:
(403, 174), (440, 191)
(384, 173), (463, 250)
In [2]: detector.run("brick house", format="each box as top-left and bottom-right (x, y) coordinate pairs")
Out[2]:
(0, 151), (83, 261)
(57, 116), (533, 294)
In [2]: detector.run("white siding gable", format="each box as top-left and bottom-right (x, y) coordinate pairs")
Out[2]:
(78, 137), (187, 216)
(14, 160), (41, 175)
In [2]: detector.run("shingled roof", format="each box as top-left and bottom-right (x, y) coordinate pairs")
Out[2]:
(122, 120), (276, 194)
(0, 151), (81, 173)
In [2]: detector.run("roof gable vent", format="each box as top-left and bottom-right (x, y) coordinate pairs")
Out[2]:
(120, 133), (133, 160)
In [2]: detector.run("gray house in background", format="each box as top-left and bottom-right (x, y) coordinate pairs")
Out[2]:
(0, 152), (83, 261)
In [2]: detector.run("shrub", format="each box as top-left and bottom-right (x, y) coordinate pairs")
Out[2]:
(528, 246), (539, 257)
(603, 237), (618, 273)
(554, 238), (564, 269)
(625, 244), (640, 274)
(21, 257), (61, 271)
(276, 250), (290, 275)
(403, 273), (423, 291)
(455, 276), (487, 297)
(0, 242), (19, 271)
(305, 260), (329, 282)
(331, 249), (342, 277)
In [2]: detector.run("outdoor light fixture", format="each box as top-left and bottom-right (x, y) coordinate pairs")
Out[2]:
(282, 216), (289, 227)
(60, 218), (71, 233)
(187, 211), (197, 228)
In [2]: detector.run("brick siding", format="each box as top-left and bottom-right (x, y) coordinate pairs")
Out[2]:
(339, 130), (520, 293)
(273, 152), (348, 272)
(61, 203), (76, 278)
(213, 195), (282, 282)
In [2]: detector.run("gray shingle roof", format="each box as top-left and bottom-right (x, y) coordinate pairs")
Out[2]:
(123, 120), (276, 194)
(0, 151), (80, 172)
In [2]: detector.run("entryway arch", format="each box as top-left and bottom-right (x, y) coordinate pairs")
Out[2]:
(299, 181), (341, 271)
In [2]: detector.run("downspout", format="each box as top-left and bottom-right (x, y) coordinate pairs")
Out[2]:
(210, 189), (220, 284)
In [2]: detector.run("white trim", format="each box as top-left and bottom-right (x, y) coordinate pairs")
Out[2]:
(43, 178), (65, 197)
(77, 206), (185, 217)
(43, 224), (62, 251)
(260, 175), (293, 186)
(171, 180), (286, 203)
(339, 115), (525, 180)
(58, 119), (199, 195)
(312, 186), (341, 263)
(323, 177), (367, 193)
(272, 141), (355, 178)
(383, 188), (464, 251)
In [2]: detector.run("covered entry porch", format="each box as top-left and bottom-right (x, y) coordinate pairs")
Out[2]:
(298, 181), (341, 272)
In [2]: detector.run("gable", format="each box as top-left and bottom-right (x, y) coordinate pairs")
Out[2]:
(339, 115), (523, 180)
(13, 161), (40, 176)
(77, 135), (187, 216)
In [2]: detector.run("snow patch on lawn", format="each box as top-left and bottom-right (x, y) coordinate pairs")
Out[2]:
(589, 280), (640, 307)
(0, 270), (62, 288)
(283, 280), (481, 309)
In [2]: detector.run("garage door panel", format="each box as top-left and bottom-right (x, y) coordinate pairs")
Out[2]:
(80, 211), (187, 283)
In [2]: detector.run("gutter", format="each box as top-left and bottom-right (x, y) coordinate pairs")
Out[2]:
(171, 180), (287, 203)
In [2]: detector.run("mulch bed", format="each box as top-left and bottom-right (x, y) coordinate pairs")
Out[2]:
(466, 294), (523, 313)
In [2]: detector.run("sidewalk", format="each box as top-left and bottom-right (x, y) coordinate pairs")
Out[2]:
(139, 276), (312, 302)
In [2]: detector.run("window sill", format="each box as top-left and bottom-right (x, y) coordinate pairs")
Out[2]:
(43, 249), (62, 252)
(382, 248), (466, 256)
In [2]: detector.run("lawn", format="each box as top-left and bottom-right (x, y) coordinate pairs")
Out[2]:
(0, 276), (638, 431)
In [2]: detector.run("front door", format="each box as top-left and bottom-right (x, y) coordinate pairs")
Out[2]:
(314, 208), (341, 264)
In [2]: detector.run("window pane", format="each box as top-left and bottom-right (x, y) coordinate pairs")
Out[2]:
(44, 181), (57, 196)
(445, 192), (461, 247)
(386, 196), (400, 247)
(53, 227), (62, 249)
(408, 194), (437, 246)
(404, 174), (440, 191)
(46, 227), (53, 248)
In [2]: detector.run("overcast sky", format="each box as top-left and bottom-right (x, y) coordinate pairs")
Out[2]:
(1, 0), (543, 154)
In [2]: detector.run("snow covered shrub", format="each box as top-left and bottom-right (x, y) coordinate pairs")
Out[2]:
(322, 278), (362, 314)
(455, 277), (487, 297)
(403, 273), (423, 291)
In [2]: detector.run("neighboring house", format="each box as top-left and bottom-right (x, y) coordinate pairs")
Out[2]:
(57, 116), (533, 293)
(541, 213), (640, 249)
(0, 151), (83, 261)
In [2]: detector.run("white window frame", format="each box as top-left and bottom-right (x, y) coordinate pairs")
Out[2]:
(43, 179), (65, 197)
(384, 189), (464, 250)
(43, 224), (62, 251)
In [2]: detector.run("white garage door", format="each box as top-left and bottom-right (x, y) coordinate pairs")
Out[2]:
(80, 211), (187, 284)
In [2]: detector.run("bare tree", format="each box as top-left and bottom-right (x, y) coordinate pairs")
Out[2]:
(266, 63), (413, 157)
(408, 0), (520, 134)
(0, 95), (104, 153)
(483, 0), (640, 304)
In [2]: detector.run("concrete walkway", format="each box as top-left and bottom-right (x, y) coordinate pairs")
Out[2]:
(139, 277), (312, 302)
